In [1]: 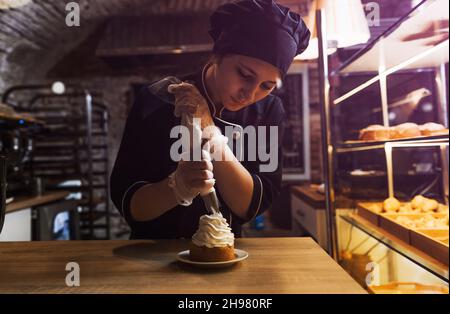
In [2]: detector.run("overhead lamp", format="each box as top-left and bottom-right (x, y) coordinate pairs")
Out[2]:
(52, 81), (66, 95)
(0, 0), (31, 9)
(296, 0), (371, 60)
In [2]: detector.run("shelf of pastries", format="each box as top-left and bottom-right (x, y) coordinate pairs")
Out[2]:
(341, 212), (449, 282)
(337, 122), (449, 152)
(355, 195), (449, 266)
(359, 122), (449, 141)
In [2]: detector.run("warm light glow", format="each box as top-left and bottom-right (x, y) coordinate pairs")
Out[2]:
(323, 0), (371, 48)
(294, 38), (337, 60)
(0, 0), (31, 9)
(384, 142), (394, 198)
(296, 0), (370, 60)
(390, 141), (450, 148)
(52, 81), (66, 95)
(336, 138), (449, 153)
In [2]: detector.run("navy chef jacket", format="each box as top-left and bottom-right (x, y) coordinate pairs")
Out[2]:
(110, 69), (286, 239)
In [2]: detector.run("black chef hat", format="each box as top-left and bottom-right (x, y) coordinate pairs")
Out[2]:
(209, 0), (311, 76)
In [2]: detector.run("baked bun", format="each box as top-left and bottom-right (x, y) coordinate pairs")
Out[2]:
(437, 204), (449, 213)
(383, 197), (401, 213)
(398, 203), (414, 213)
(411, 195), (427, 210)
(419, 122), (448, 136)
(359, 125), (390, 141)
(421, 198), (439, 212)
(391, 123), (421, 139)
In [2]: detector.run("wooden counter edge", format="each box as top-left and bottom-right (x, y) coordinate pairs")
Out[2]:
(6, 191), (71, 214)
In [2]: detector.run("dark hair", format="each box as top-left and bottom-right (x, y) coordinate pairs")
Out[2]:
(205, 53), (283, 81)
(207, 54), (225, 65)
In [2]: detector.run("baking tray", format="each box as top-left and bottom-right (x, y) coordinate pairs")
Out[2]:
(379, 213), (415, 243)
(357, 202), (383, 226)
(368, 282), (449, 294)
(379, 213), (447, 243)
(343, 132), (449, 146)
(410, 228), (449, 266)
(356, 201), (408, 226)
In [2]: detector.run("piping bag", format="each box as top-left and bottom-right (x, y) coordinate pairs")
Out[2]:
(181, 112), (221, 215)
(161, 78), (221, 215)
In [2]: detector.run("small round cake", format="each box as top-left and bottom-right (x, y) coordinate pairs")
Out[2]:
(190, 212), (235, 262)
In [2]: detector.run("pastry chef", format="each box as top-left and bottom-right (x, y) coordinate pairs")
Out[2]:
(110, 0), (310, 239)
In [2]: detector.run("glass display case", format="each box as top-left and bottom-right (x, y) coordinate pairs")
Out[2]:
(318, 0), (449, 293)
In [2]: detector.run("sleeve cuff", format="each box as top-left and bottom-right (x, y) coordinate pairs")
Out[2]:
(234, 174), (264, 225)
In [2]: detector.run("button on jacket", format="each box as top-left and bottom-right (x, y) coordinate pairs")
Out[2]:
(110, 69), (286, 239)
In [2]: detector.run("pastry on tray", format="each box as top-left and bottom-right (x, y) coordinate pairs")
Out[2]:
(190, 212), (235, 262)
(372, 195), (449, 214)
(438, 204), (449, 213)
(419, 122), (448, 136)
(357, 122), (448, 142)
(411, 195), (427, 210)
(411, 195), (439, 213)
(383, 197), (401, 213)
(390, 123), (421, 139)
(359, 124), (390, 141)
(395, 213), (449, 229)
(398, 203), (419, 214)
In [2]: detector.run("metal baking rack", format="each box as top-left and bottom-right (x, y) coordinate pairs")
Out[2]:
(2, 84), (111, 240)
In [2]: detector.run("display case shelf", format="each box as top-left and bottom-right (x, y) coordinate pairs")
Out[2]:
(332, 0), (449, 106)
(316, 0), (449, 292)
(336, 134), (449, 153)
(337, 0), (448, 74)
(340, 213), (449, 282)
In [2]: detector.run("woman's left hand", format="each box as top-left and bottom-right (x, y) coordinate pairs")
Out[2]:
(167, 82), (214, 129)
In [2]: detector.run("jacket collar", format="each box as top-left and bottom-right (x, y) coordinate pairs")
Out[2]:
(184, 65), (243, 128)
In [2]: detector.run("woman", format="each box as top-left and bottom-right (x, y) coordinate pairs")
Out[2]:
(110, 0), (310, 239)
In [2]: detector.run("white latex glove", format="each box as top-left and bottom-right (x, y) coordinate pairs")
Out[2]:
(169, 146), (215, 206)
(167, 82), (214, 130)
(202, 125), (230, 162)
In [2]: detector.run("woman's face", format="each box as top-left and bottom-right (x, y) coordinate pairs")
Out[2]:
(213, 54), (281, 112)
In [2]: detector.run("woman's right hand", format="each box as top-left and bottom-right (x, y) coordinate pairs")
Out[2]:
(169, 150), (215, 205)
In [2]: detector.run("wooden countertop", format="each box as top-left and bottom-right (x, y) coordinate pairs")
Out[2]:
(291, 185), (326, 208)
(6, 191), (71, 214)
(291, 185), (355, 209)
(0, 237), (366, 294)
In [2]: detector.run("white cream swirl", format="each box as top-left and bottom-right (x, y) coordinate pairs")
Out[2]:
(192, 212), (234, 248)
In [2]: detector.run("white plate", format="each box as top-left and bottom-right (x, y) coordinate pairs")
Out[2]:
(177, 249), (249, 268)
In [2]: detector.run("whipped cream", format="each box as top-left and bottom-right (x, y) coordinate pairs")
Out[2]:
(192, 212), (234, 248)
